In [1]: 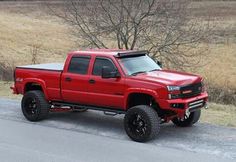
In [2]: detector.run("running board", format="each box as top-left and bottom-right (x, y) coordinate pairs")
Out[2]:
(51, 101), (126, 114)
(104, 111), (118, 116)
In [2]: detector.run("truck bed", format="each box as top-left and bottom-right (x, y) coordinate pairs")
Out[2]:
(17, 63), (64, 71)
(15, 63), (63, 101)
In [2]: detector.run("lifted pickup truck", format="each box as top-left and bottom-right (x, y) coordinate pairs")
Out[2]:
(11, 49), (208, 142)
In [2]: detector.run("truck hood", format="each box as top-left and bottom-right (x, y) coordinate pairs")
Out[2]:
(131, 70), (202, 86)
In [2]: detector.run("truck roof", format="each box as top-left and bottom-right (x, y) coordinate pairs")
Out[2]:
(16, 50), (148, 72)
(71, 49), (148, 58)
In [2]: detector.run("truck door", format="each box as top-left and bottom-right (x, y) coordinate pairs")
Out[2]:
(61, 55), (91, 104)
(87, 56), (125, 109)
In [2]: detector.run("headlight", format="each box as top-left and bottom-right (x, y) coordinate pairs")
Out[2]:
(167, 86), (181, 99)
(167, 86), (181, 91)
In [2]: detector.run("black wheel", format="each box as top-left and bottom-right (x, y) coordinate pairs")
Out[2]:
(172, 109), (201, 127)
(124, 105), (161, 142)
(21, 90), (50, 121)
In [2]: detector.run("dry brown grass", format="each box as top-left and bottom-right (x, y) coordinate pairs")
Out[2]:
(201, 103), (236, 127)
(196, 44), (236, 88)
(191, 1), (236, 18)
(0, 81), (21, 99)
(0, 1), (235, 65)
(0, 1), (235, 105)
(0, 9), (77, 66)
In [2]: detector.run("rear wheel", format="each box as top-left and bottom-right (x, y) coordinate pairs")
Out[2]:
(124, 105), (161, 142)
(21, 90), (50, 121)
(172, 109), (201, 127)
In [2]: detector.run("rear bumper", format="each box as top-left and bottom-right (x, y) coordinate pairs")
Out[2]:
(158, 92), (208, 117)
(10, 85), (18, 94)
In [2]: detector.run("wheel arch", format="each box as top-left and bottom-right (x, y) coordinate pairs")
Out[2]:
(124, 88), (160, 110)
(23, 78), (49, 100)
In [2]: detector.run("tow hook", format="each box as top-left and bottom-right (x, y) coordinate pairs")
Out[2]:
(204, 103), (208, 109)
(185, 109), (190, 119)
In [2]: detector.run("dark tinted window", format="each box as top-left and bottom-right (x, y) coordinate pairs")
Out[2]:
(119, 55), (161, 75)
(93, 58), (117, 76)
(68, 57), (90, 74)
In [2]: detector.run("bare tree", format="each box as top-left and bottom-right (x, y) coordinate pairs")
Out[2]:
(48, 0), (213, 69)
(0, 55), (15, 81)
(30, 43), (42, 65)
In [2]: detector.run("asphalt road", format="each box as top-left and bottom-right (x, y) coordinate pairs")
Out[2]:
(0, 98), (236, 162)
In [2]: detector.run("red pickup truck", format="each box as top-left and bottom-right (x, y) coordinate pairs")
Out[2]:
(11, 49), (208, 142)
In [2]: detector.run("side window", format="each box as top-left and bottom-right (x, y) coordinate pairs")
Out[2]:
(68, 57), (90, 74)
(92, 58), (117, 76)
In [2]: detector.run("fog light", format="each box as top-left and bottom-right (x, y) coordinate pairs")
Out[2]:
(171, 103), (184, 109)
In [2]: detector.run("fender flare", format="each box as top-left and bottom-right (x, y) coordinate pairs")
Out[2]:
(124, 88), (159, 109)
(22, 78), (49, 100)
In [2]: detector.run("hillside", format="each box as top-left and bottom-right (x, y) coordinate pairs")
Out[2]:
(0, 1), (235, 105)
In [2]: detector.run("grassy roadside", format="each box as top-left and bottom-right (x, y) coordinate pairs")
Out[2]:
(201, 103), (236, 127)
(0, 81), (22, 100)
(1, 81), (235, 127)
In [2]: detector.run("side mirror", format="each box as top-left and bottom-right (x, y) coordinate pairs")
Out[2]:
(156, 60), (162, 68)
(102, 66), (120, 79)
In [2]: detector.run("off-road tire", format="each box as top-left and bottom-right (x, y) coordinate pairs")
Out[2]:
(124, 105), (161, 142)
(172, 109), (201, 127)
(21, 90), (50, 121)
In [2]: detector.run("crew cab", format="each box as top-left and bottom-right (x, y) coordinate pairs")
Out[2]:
(11, 49), (208, 142)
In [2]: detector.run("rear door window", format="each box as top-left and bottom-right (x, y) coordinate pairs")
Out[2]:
(68, 56), (90, 74)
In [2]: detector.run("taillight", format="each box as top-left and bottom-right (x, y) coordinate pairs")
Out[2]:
(13, 68), (16, 82)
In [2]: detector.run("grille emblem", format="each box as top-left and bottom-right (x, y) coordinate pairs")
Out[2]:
(182, 90), (192, 94)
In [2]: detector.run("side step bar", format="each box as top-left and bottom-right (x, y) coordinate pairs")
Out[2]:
(51, 101), (126, 114)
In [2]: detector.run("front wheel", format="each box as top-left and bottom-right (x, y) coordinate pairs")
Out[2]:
(172, 109), (201, 127)
(124, 105), (161, 142)
(21, 90), (50, 121)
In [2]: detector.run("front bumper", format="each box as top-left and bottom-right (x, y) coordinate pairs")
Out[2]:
(158, 92), (208, 117)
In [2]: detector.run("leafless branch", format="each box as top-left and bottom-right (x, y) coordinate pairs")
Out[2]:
(47, 0), (214, 69)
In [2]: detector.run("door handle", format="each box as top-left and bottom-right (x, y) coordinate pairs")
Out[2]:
(89, 79), (96, 84)
(65, 77), (72, 82)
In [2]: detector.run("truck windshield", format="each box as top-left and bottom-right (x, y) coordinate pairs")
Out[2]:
(118, 55), (161, 76)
